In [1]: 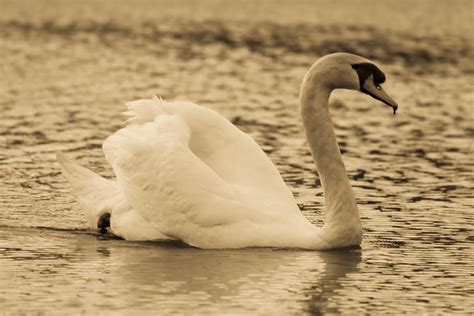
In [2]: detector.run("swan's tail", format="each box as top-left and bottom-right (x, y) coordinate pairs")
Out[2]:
(56, 153), (128, 228)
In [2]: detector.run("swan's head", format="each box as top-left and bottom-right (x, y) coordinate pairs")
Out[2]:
(303, 53), (398, 114)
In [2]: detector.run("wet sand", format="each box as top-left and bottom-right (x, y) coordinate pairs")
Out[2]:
(1, 0), (473, 314)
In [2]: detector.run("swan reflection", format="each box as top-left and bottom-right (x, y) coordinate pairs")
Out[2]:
(87, 239), (361, 313)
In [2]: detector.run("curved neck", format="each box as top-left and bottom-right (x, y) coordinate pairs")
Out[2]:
(299, 71), (360, 229)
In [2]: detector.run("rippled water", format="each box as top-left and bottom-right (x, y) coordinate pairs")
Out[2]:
(1, 0), (473, 314)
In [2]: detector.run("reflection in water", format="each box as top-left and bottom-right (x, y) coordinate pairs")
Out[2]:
(0, 228), (361, 314)
(306, 250), (361, 314)
(84, 235), (361, 314)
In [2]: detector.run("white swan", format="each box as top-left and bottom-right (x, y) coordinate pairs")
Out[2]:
(57, 52), (398, 250)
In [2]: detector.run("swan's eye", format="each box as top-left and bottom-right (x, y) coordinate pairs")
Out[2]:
(376, 85), (381, 90)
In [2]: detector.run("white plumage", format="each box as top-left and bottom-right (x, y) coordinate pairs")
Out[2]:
(58, 53), (398, 249)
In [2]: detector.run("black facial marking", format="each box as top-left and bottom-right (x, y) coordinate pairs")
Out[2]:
(98, 213), (111, 234)
(351, 62), (386, 88)
(351, 62), (395, 113)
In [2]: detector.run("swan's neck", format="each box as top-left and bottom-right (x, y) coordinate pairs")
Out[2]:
(299, 72), (361, 233)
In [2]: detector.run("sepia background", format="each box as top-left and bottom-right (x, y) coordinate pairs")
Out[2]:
(1, 0), (473, 314)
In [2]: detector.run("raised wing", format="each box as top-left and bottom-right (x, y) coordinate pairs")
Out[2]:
(124, 98), (298, 206)
(103, 114), (262, 244)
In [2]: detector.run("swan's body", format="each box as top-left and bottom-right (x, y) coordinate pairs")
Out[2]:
(58, 53), (398, 249)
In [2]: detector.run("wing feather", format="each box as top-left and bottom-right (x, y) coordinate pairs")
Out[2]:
(103, 114), (253, 241)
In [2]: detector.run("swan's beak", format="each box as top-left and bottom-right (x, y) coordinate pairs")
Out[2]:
(362, 80), (399, 114)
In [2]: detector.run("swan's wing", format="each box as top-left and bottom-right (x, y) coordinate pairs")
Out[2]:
(123, 97), (299, 212)
(56, 153), (127, 228)
(102, 114), (265, 245)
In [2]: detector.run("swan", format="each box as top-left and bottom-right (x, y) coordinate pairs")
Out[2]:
(57, 52), (398, 250)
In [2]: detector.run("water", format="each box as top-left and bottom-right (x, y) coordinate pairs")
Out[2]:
(1, 0), (473, 314)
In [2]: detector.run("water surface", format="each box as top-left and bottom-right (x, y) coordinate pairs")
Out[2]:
(1, 0), (473, 314)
